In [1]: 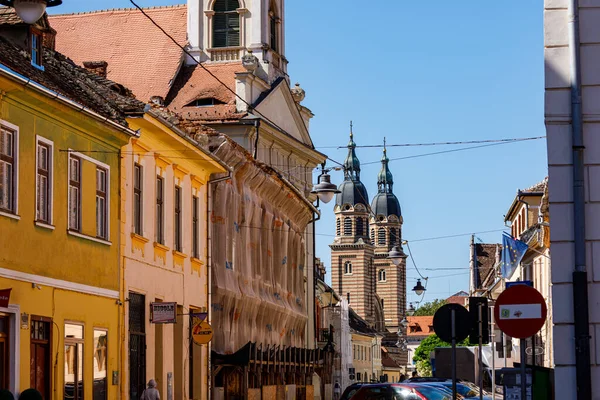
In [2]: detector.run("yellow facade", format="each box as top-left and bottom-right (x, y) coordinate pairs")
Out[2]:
(0, 73), (132, 398)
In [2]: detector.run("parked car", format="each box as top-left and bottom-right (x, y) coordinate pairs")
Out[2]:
(338, 383), (453, 400)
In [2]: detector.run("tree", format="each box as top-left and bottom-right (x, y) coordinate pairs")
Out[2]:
(412, 334), (470, 376)
(413, 299), (447, 316)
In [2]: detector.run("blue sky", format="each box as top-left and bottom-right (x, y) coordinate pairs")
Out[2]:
(49, 1), (547, 307)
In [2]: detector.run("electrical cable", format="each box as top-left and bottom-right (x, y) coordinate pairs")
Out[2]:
(322, 136), (546, 150)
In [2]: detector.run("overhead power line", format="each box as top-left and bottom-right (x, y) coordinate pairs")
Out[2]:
(321, 136), (546, 150)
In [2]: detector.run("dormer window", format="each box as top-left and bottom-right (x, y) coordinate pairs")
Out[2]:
(184, 98), (225, 107)
(30, 28), (43, 70)
(213, 0), (240, 48)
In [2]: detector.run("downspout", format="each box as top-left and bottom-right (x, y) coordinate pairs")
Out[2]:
(310, 198), (321, 350)
(568, 0), (592, 398)
(253, 119), (261, 158)
(207, 171), (232, 400)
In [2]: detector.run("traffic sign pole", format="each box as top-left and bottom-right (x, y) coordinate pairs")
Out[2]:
(478, 302), (483, 400)
(451, 308), (457, 400)
(521, 338), (526, 400)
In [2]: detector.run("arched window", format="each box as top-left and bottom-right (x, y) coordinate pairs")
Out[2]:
(213, 0), (240, 48)
(356, 218), (364, 236)
(370, 228), (375, 245)
(336, 218), (341, 236)
(344, 217), (352, 236)
(378, 269), (386, 282)
(378, 228), (386, 245)
(344, 261), (352, 275)
(390, 228), (397, 246)
(269, 1), (279, 52)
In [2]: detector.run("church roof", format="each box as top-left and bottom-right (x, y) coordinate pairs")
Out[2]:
(49, 5), (188, 102)
(336, 130), (369, 207)
(371, 145), (401, 217)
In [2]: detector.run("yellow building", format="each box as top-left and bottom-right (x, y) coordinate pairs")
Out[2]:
(121, 108), (227, 400)
(0, 13), (144, 399)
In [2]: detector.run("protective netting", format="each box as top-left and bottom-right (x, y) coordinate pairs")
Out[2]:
(339, 299), (352, 390)
(211, 163), (311, 355)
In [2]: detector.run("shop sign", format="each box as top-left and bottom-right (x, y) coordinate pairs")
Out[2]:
(192, 319), (213, 345)
(150, 302), (177, 324)
(0, 289), (11, 308)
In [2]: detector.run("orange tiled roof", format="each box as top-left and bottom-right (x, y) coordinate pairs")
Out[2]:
(165, 62), (248, 121)
(406, 316), (435, 337)
(49, 5), (187, 102)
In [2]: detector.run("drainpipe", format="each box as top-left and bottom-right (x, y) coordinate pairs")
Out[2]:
(568, 0), (592, 398)
(311, 199), (321, 350)
(207, 170), (233, 400)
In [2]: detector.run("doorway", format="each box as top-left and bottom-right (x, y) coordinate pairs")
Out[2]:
(0, 314), (9, 390)
(30, 317), (51, 399)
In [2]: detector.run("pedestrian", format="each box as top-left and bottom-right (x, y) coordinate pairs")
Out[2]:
(411, 371), (418, 379)
(141, 379), (160, 400)
(333, 381), (341, 400)
(0, 389), (13, 400)
(17, 389), (41, 400)
(399, 374), (406, 382)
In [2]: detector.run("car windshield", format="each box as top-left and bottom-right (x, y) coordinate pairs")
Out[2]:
(438, 383), (478, 397)
(341, 385), (362, 400)
(413, 386), (451, 400)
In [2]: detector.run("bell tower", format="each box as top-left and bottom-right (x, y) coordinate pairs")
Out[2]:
(370, 140), (407, 332)
(330, 127), (376, 325)
(186, 0), (287, 81)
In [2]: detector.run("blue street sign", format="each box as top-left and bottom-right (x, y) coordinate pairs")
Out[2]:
(505, 280), (533, 288)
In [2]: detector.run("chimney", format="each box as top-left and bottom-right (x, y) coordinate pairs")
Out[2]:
(83, 61), (108, 78)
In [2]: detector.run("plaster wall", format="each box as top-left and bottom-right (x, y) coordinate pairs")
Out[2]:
(544, 0), (600, 396)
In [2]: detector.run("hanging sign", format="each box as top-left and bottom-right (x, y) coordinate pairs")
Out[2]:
(0, 289), (11, 308)
(150, 302), (177, 324)
(192, 319), (213, 345)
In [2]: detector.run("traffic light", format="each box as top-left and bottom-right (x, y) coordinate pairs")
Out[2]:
(468, 297), (489, 344)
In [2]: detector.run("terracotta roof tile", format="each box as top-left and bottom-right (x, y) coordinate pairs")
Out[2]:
(406, 316), (435, 337)
(165, 63), (248, 121)
(0, 36), (145, 127)
(49, 5), (187, 102)
(475, 243), (500, 289)
(0, 6), (23, 24)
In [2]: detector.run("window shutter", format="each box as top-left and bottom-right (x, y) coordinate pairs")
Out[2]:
(227, 15), (240, 47)
(69, 186), (78, 230)
(213, 13), (227, 48)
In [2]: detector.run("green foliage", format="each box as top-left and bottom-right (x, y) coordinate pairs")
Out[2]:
(415, 360), (432, 377)
(413, 299), (447, 316)
(413, 334), (470, 376)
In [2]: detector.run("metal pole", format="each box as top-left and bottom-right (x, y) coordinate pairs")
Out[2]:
(491, 309), (496, 400)
(520, 338), (527, 400)
(568, 0), (593, 397)
(478, 303), (483, 400)
(451, 309), (457, 400)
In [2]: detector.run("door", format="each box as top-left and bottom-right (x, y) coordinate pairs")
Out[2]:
(129, 292), (146, 400)
(30, 318), (51, 399)
(0, 314), (9, 390)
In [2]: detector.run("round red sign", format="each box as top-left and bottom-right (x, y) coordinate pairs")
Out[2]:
(494, 284), (548, 339)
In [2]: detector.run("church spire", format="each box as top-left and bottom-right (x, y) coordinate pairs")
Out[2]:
(377, 138), (394, 193)
(344, 121), (361, 181)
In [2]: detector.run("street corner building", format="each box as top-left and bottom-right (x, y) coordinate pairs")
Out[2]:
(0, 7), (146, 399)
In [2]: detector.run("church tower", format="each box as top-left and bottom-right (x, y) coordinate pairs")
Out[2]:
(187, 0), (286, 81)
(370, 142), (407, 332)
(330, 129), (377, 326)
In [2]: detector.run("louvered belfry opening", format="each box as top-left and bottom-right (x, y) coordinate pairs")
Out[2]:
(213, 0), (241, 48)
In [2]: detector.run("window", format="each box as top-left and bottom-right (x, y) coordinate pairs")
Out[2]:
(192, 195), (199, 258)
(36, 139), (52, 224)
(93, 329), (108, 400)
(370, 228), (375, 245)
(356, 372), (361, 382)
(344, 217), (352, 236)
(30, 29), (43, 69)
(96, 168), (108, 239)
(156, 176), (164, 244)
(347, 292), (350, 304)
(269, 2), (278, 52)
(344, 261), (352, 275)
(381, 299), (384, 309)
(133, 164), (143, 235)
(378, 228), (386, 246)
(185, 98), (225, 107)
(378, 269), (386, 282)
(68, 156), (81, 231)
(356, 217), (364, 236)
(390, 228), (397, 246)
(0, 125), (16, 214)
(336, 219), (341, 236)
(64, 323), (84, 400)
(174, 186), (182, 252)
(212, 0), (240, 48)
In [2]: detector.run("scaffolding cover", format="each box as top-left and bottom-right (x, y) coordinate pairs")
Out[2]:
(208, 137), (314, 355)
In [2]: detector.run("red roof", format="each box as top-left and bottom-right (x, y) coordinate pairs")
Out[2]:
(49, 5), (187, 102)
(406, 316), (435, 337)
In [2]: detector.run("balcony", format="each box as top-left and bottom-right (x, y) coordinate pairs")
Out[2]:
(208, 46), (244, 62)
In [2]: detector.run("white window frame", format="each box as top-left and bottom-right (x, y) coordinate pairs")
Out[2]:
(35, 135), (53, 228)
(96, 167), (108, 240)
(344, 261), (353, 275)
(67, 150), (111, 244)
(378, 269), (386, 282)
(0, 120), (19, 220)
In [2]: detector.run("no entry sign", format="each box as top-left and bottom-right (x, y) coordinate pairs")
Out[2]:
(494, 284), (548, 339)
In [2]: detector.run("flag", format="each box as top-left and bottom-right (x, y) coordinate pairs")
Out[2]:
(501, 233), (528, 278)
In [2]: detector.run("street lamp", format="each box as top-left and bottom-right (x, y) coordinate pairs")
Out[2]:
(407, 303), (415, 316)
(387, 246), (404, 266)
(412, 279), (426, 296)
(311, 163), (340, 204)
(0, 0), (62, 24)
